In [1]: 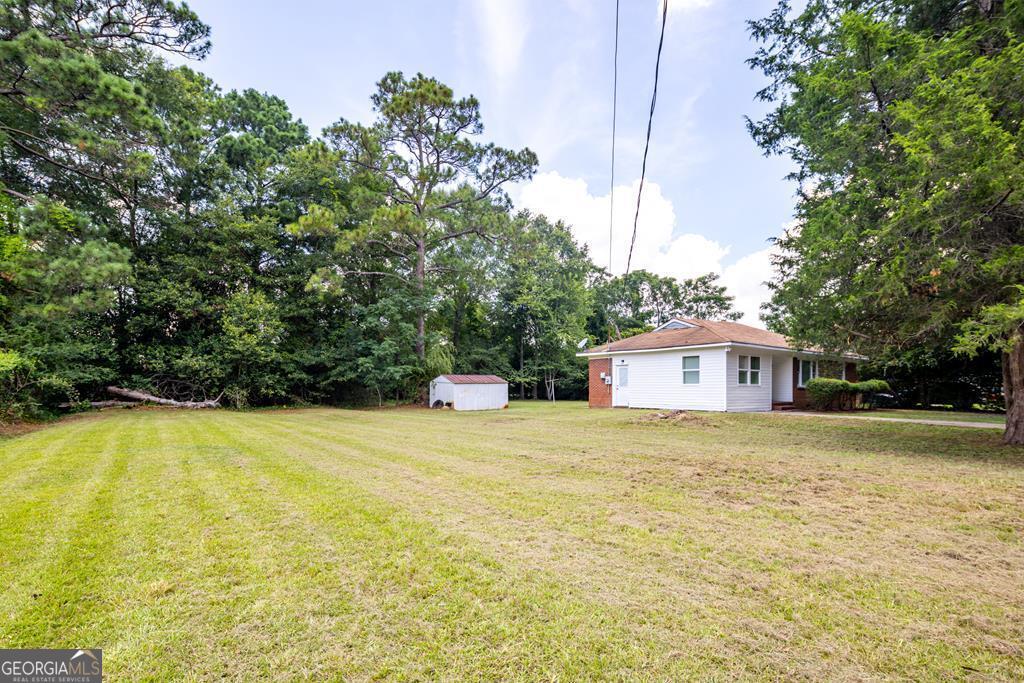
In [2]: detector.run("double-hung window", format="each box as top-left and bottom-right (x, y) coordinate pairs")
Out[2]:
(682, 356), (700, 384)
(738, 355), (761, 385)
(798, 359), (818, 387)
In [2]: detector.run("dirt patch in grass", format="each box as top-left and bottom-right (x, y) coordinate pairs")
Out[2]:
(631, 409), (713, 427)
(0, 420), (49, 439)
(0, 410), (116, 439)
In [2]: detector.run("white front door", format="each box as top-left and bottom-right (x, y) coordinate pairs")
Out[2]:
(613, 363), (630, 407)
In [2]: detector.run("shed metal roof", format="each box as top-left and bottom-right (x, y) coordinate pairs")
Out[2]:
(436, 374), (507, 384)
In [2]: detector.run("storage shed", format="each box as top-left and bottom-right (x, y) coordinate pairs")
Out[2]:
(429, 375), (508, 411)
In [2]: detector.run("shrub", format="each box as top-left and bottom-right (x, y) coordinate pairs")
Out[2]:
(806, 377), (892, 410)
(0, 350), (36, 420)
(853, 379), (891, 409)
(805, 377), (852, 410)
(854, 379), (890, 394)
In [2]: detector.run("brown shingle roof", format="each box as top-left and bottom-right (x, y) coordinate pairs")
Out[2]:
(437, 374), (507, 384)
(584, 319), (794, 354)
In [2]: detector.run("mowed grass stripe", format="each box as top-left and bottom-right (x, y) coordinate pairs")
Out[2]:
(219, 413), (789, 677)
(223, 410), (1022, 679)
(247, 407), (1024, 678)
(0, 419), (131, 644)
(0, 418), (131, 633)
(197, 411), (682, 680)
(1, 406), (1022, 680)
(250, 407), (1011, 603)
(0, 416), (113, 497)
(100, 414), (317, 680)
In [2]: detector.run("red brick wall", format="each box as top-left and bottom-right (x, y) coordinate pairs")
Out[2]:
(845, 362), (859, 382)
(792, 358), (808, 408)
(588, 358), (612, 408)
(790, 360), (860, 408)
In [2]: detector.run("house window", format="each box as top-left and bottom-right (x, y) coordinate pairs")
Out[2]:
(738, 355), (761, 385)
(798, 359), (817, 387)
(682, 356), (700, 384)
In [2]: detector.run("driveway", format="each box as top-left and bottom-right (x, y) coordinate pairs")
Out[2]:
(773, 411), (1004, 430)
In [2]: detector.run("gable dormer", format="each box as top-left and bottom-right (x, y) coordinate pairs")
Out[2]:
(652, 318), (697, 332)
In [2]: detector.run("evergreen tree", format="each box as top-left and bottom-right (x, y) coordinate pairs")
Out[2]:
(323, 72), (537, 362)
(749, 0), (1024, 442)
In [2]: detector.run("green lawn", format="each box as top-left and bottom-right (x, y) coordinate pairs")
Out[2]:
(1, 403), (1022, 680)
(865, 409), (1006, 424)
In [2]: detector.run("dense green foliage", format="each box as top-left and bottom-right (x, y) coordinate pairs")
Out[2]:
(0, 1), (741, 416)
(749, 0), (1024, 440)
(588, 270), (740, 341)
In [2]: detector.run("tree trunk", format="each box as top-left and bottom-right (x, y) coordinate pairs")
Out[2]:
(518, 334), (525, 400)
(452, 294), (463, 351)
(917, 378), (929, 409)
(413, 238), (428, 405)
(1003, 338), (1024, 445)
(415, 237), (426, 360)
(106, 386), (220, 409)
(59, 400), (137, 409)
(128, 178), (139, 248)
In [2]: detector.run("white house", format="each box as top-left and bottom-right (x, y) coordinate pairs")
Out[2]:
(429, 374), (509, 411)
(577, 318), (863, 412)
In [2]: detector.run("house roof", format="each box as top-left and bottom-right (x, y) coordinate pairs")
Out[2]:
(436, 374), (507, 384)
(582, 318), (804, 354)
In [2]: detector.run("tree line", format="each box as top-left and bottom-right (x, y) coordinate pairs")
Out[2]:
(3, 1), (1021, 444)
(0, 1), (740, 416)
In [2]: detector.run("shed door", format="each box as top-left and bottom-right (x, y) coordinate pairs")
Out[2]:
(613, 364), (629, 407)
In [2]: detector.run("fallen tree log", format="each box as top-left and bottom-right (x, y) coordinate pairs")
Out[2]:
(59, 400), (138, 409)
(106, 386), (221, 409)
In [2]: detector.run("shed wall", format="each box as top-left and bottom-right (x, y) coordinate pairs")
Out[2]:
(429, 380), (454, 406)
(451, 383), (508, 411)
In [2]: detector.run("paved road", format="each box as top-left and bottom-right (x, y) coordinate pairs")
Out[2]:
(774, 412), (1004, 430)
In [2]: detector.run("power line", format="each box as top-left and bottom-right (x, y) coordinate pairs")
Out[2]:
(608, 0), (620, 274)
(625, 0), (668, 274)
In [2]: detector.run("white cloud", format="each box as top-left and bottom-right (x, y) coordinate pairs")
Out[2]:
(720, 246), (776, 325)
(472, 0), (529, 83)
(517, 171), (779, 324)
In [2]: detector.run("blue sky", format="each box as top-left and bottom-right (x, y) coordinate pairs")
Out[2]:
(174, 0), (795, 321)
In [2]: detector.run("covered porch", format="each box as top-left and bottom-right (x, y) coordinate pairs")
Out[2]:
(771, 353), (860, 410)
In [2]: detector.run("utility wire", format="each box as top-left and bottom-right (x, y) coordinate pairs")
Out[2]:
(625, 0), (668, 274)
(608, 0), (620, 274)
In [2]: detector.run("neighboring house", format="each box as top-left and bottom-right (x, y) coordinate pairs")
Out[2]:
(429, 375), (509, 411)
(576, 318), (863, 412)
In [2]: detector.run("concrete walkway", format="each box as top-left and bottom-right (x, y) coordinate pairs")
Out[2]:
(773, 411), (1004, 430)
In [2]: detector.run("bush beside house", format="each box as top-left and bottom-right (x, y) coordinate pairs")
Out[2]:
(805, 378), (891, 411)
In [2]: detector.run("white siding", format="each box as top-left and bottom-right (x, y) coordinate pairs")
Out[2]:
(451, 383), (508, 411)
(771, 353), (793, 403)
(610, 348), (727, 411)
(725, 348), (773, 412)
(429, 379), (454, 406)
